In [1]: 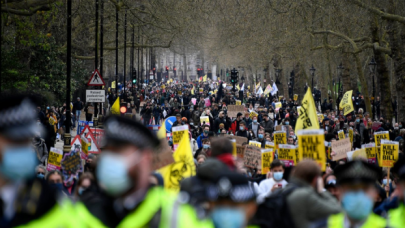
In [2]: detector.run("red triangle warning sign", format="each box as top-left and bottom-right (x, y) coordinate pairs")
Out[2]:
(86, 130), (101, 154)
(87, 69), (105, 86)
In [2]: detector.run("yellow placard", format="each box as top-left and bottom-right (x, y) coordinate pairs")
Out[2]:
(178, 91), (182, 95)
(318, 114), (324, 121)
(231, 139), (237, 157)
(47, 147), (63, 171)
(112, 81), (116, 89)
(349, 128), (353, 143)
(275, 102), (282, 109)
(353, 148), (368, 160)
(161, 85), (165, 89)
(278, 145), (298, 167)
(236, 100), (241, 105)
(273, 131), (287, 147)
(199, 88), (203, 93)
(265, 141), (275, 150)
(278, 96), (283, 101)
(297, 129), (326, 171)
(261, 149), (274, 174)
(376, 146), (381, 166)
(380, 140), (398, 167)
(172, 125), (189, 150)
(374, 131), (389, 147)
(249, 141), (262, 148)
(294, 94), (298, 101)
(249, 111), (258, 119)
(200, 116), (210, 126)
(362, 143), (376, 164)
(338, 130), (345, 140)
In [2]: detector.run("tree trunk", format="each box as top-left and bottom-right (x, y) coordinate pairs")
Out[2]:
(342, 48), (353, 93)
(371, 16), (393, 121)
(354, 53), (372, 114)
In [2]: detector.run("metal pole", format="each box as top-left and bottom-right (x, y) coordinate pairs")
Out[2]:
(141, 35), (143, 84)
(115, 1), (119, 96)
(123, 10), (127, 96)
(64, 0), (72, 153)
(311, 73), (314, 92)
(100, 0), (104, 81)
(95, 0), (99, 118)
(373, 73), (375, 119)
(137, 26), (140, 89)
(132, 26), (135, 91)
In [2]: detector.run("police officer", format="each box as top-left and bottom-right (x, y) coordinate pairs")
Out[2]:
(315, 160), (386, 228)
(0, 94), (77, 228)
(78, 115), (212, 227)
(388, 156), (405, 227)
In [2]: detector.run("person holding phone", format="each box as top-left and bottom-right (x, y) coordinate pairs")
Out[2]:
(257, 159), (288, 203)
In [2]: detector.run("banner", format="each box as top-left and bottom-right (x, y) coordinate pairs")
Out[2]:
(47, 147), (63, 171)
(278, 144), (298, 167)
(273, 131), (287, 147)
(249, 141), (262, 148)
(295, 88), (320, 131)
(374, 131), (389, 147)
(172, 125), (189, 150)
(338, 130), (345, 140)
(261, 149), (274, 174)
(297, 129), (326, 171)
(331, 138), (351, 161)
(339, 90), (354, 115)
(244, 145), (262, 170)
(380, 140), (399, 168)
(362, 143), (377, 164)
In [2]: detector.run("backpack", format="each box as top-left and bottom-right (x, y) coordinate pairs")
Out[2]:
(249, 184), (298, 228)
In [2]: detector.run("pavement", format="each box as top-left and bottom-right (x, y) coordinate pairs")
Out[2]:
(54, 112), (85, 151)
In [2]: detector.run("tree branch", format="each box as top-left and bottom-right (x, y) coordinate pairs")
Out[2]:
(351, 0), (405, 25)
(1, 5), (50, 16)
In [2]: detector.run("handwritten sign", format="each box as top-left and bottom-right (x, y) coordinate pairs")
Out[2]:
(261, 149), (274, 174)
(244, 145), (261, 169)
(362, 143), (376, 164)
(47, 147), (63, 171)
(297, 129), (326, 171)
(374, 131), (389, 147)
(227, 135), (248, 146)
(278, 144), (298, 167)
(331, 138), (352, 161)
(227, 105), (245, 118)
(380, 140), (398, 168)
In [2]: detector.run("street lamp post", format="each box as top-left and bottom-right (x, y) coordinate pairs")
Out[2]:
(310, 65), (316, 92)
(337, 63), (344, 105)
(64, 0), (72, 154)
(369, 57), (377, 120)
(275, 68), (282, 98)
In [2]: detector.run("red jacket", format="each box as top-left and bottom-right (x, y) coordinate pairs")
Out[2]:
(229, 119), (243, 134)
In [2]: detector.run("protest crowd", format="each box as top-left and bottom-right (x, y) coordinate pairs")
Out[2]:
(2, 77), (405, 228)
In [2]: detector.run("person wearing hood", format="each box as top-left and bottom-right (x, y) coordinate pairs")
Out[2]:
(197, 125), (210, 149)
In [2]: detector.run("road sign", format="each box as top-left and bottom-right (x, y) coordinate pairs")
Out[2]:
(87, 69), (105, 86)
(86, 90), (105, 102)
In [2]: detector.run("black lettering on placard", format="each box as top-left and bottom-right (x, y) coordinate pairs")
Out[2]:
(301, 136), (321, 160)
(61, 152), (81, 175)
(382, 145), (395, 160)
(279, 148), (293, 160)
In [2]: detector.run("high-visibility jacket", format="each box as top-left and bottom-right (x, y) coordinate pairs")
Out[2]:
(327, 212), (386, 228)
(14, 199), (80, 228)
(76, 187), (214, 228)
(389, 203), (405, 228)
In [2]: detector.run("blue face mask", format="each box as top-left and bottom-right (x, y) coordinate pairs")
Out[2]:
(50, 183), (63, 191)
(356, 119), (360, 123)
(240, 126), (245, 131)
(253, 119), (257, 123)
(258, 134), (264, 139)
(211, 207), (245, 228)
(203, 144), (210, 149)
(78, 187), (86, 195)
(37, 173), (45, 179)
(400, 125), (402, 128)
(0, 146), (37, 181)
(342, 191), (373, 221)
(97, 152), (134, 197)
(382, 179), (391, 185)
(273, 172), (283, 181)
(285, 122), (289, 125)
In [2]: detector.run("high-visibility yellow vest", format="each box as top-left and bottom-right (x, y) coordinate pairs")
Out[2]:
(14, 199), (81, 228)
(389, 203), (405, 228)
(76, 187), (214, 228)
(327, 212), (386, 228)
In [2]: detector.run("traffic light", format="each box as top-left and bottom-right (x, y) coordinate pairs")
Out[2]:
(230, 68), (238, 91)
(133, 78), (136, 83)
(120, 106), (127, 114)
(153, 67), (156, 75)
(197, 68), (200, 77)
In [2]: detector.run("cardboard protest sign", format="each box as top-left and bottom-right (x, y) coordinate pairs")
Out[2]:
(236, 145), (246, 158)
(200, 116), (210, 126)
(380, 140), (399, 168)
(374, 131), (389, 147)
(244, 145), (261, 169)
(362, 143), (376, 164)
(265, 141), (275, 150)
(227, 135), (248, 145)
(331, 138), (351, 161)
(338, 130), (345, 140)
(249, 141), (262, 148)
(349, 128), (353, 143)
(297, 129), (326, 171)
(227, 105), (245, 118)
(275, 125), (287, 132)
(47, 147), (63, 171)
(273, 131), (287, 147)
(278, 144), (298, 167)
(261, 149), (274, 174)
(172, 125), (189, 150)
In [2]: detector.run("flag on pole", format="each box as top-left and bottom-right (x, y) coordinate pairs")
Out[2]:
(241, 83), (245, 91)
(157, 121), (167, 139)
(191, 86), (195, 95)
(271, 82), (278, 96)
(255, 82), (261, 91)
(203, 75), (207, 82)
(199, 77), (203, 82)
(111, 98), (120, 115)
(256, 86), (263, 95)
(159, 132), (195, 192)
(339, 90), (354, 115)
(295, 87), (320, 131)
(236, 84), (240, 91)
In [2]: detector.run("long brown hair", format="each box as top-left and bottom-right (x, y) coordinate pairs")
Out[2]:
(74, 172), (95, 196)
